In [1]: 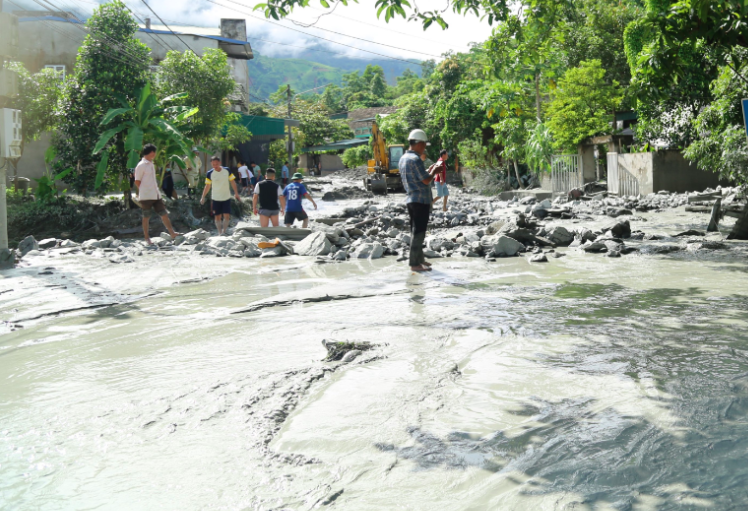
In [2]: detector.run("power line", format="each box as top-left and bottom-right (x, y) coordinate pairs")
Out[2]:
(204, 0), (424, 66)
(10, 0), (151, 68)
(139, 0), (192, 52)
(120, 1), (175, 54)
(220, 0), (442, 59)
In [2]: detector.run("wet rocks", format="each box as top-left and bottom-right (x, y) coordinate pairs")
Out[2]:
(322, 339), (374, 361)
(675, 229), (706, 237)
(295, 232), (333, 257)
(546, 226), (574, 246)
(352, 242), (384, 259)
(38, 238), (58, 250)
(483, 235), (524, 257)
(528, 253), (548, 263)
(0, 248), (16, 269)
(604, 220), (631, 239)
(17, 235), (39, 256)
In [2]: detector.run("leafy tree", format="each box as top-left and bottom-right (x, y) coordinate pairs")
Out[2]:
(321, 84), (344, 112)
(157, 49), (243, 148)
(53, 0), (150, 193)
(247, 102), (270, 117)
(341, 144), (372, 168)
(370, 73), (388, 98)
(6, 63), (63, 149)
(392, 68), (424, 97)
(545, 60), (622, 151)
(421, 60), (437, 82)
(269, 84), (295, 105)
(92, 83), (198, 189)
(270, 98), (352, 155)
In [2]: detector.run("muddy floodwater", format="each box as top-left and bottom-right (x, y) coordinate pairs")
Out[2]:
(2, 204), (748, 510)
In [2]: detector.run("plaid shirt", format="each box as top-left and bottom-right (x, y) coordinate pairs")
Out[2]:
(399, 150), (432, 204)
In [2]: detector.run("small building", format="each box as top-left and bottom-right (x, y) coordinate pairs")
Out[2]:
(344, 106), (399, 139)
(299, 138), (369, 174)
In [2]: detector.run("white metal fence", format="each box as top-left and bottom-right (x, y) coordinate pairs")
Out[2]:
(607, 152), (639, 197)
(551, 154), (582, 195)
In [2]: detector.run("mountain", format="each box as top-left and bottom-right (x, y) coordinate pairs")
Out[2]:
(247, 50), (423, 101)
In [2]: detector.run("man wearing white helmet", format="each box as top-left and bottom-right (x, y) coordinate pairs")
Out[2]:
(399, 129), (440, 272)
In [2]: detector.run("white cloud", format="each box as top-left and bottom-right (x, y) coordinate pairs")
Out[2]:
(10, 0), (494, 60)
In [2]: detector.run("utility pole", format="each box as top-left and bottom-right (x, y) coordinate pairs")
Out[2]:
(286, 84), (293, 171)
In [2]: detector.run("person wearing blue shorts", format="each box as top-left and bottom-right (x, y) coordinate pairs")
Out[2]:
(200, 156), (241, 235)
(431, 149), (450, 212)
(283, 173), (317, 227)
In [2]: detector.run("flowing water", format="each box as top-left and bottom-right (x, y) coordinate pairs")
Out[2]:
(2, 206), (748, 510)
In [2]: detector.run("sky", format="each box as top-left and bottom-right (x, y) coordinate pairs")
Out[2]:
(8, 0), (496, 62)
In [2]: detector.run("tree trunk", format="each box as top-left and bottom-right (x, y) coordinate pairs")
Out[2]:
(535, 73), (541, 122)
(707, 197), (721, 232)
(513, 160), (523, 190)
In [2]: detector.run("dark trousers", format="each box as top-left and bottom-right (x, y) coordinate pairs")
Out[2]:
(407, 202), (430, 267)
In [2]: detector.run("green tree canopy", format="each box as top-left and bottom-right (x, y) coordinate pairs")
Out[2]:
(545, 60), (622, 151)
(53, 0), (150, 193)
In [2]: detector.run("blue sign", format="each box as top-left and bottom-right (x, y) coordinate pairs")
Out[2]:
(742, 99), (748, 138)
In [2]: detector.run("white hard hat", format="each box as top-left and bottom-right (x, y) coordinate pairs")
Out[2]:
(408, 129), (429, 143)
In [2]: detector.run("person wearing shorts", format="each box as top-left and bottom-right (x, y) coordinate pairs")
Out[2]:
(431, 149), (450, 212)
(238, 160), (250, 196)
(200, 156), (241, 235)
(253, 168), (286, 227)
(283, 173), (317, 228)
(281, 162), (290, 187)
(134, 144), (180, 245)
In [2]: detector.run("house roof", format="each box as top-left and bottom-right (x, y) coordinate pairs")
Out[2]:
(301, 138), (369, 153)
(18, 16), (253, 57)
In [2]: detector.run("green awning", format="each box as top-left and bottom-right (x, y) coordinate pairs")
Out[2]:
(237, 114), (287, 139)
(301, 138), (369, 153)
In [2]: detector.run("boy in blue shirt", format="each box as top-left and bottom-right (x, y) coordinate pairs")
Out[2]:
(283, 172), (317, 227)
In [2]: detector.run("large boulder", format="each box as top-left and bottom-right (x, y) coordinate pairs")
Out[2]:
(353, 242), (384, 259)
(295, 232), (333, 257)
(483, 235), (525, 257)
(0, 248), (16, 269)
(18, 235), (39, 256)
(604, 220), (631, 239)
(546, 226), (574, 246)
(38, 238), (57, 250)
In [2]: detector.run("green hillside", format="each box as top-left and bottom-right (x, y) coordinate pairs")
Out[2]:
(249, 54), (347, 101)
(247, 51), (424, 102)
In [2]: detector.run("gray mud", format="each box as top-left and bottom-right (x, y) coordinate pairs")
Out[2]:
(2, 188), (748, 510)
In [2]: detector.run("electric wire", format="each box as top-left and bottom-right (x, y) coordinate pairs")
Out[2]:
(219, 0), (442, 58)
(204, 0), (424, 66)
(119, 2), (175, 54)
(139, 0), (192, 52)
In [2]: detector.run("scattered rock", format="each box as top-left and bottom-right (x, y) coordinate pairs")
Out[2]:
(484, 235), (525, 257)
(0, 248), (16, 269)
(546, 226), (574, 246)
(353, 242), (384, 259)
(322, 339), (374, 361)
(675, 229), (706, 237)
(18, 235), (39, 256)
(295, 232), (333, 257)
(342, 350), (362, 363)
(38, 238), (57, 250)
(528, 253), (548, 263)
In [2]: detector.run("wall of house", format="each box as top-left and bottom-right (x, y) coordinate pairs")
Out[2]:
(652, 150), (721, 193)
(14, 133), (51, 187)
(618, 152), (654, 195)
(616, 150), (721, 195)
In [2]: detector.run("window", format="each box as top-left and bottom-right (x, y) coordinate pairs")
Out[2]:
(44, 65), (65, 80)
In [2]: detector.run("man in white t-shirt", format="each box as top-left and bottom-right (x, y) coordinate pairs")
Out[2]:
(134, 143), (180, 245)
(200, 156), (241, 235)
(237, 160), (251, 196)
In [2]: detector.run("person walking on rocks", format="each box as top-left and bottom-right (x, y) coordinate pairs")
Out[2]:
(200, 156), (241, 236)
(134, 144), (181, 245)
(431, 149), (450, 212)
(253, 168), (286, 227)
(281, 161), (290, 187)
(283, 172), (317, 228)
(400, 129), (439, 272)
(238, 160), (251, 196)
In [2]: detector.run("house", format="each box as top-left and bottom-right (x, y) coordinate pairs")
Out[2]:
(12, 11), (255, 182)
(345, 106), (399, 138)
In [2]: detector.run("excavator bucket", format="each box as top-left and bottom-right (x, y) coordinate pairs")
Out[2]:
(370, 174), (388, 195)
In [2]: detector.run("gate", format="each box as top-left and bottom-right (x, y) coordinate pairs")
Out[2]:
(551, 154), (582, 195)
(607, 153), (639, 197)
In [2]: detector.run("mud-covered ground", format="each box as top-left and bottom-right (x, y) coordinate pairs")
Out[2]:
(2, 173), (748, 510)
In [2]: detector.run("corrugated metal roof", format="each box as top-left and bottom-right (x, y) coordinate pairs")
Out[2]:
(302, 138), (368, 153)
(238, 115), (286, 138)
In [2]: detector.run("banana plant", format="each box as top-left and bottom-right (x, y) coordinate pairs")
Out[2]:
(92, 82), (198, 189)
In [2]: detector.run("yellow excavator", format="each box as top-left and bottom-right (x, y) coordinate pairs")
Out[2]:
(364, 121), (404, 195)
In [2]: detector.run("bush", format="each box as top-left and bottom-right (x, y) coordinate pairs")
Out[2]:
(341, 145), (372, 168)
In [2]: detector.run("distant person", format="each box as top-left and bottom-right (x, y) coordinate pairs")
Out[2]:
(179, 149), (201, 199)
(200, 156), (241, 236)
(431, 149), (449, 212)
(400, 130), (438, 272)
(281, 161), (290, 187)
(283, 172), (317, 228)
(252, 161), (262, 184)
(161, 165), (178, 200)
(238, 160), (250, 196)
(253, 168), (286, 227)
(134, 144), (181, 245)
